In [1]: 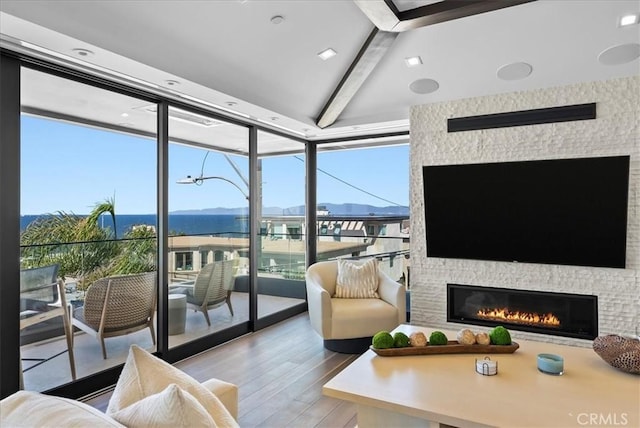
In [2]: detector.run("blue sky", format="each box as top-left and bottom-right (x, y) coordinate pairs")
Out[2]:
(21, 116), (409, 215)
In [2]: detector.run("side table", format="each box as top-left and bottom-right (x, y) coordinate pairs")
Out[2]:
(168, 294), (187, 335)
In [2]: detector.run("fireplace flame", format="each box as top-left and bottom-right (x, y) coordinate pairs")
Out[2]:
(476, 307), (561, 327)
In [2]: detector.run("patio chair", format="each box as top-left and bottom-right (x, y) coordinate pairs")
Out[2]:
(20, 264), (76, 382)
(72, 271), (157, 359)
(171, 260), (236, 326)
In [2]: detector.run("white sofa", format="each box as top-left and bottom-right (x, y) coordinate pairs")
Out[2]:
(1, 345), (239, 427)
(306, 260), (406, 353)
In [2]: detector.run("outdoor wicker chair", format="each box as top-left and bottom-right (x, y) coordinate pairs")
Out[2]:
(72, 271), (157, 359)
(171, 260), (236, 326)
(20, 264), (76, 382)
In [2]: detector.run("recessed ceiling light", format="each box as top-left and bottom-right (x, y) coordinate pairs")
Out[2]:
(318, 48), (337, 61)
(409, 78), (439, 94)
(164, 79), (180, 86)
(620, 13), (639, 27)
(71, 48), (94, 57)
(405, 56), (423, 67)
(271, 15), (285, 24)
(497, 62), (533, 81)
(598, 43), (640, 65)
(120, 113), (129, 118)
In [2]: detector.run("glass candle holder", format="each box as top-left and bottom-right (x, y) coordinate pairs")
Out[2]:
(537, 353), (564, 375)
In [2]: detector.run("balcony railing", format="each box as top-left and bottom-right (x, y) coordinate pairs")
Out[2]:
(18, 230), (409, 392)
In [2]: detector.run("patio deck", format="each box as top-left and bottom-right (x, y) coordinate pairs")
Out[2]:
(20, 292), (304, 392)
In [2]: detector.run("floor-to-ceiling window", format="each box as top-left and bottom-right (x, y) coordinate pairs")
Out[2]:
(256, 131), (307, 321)
(1, 50), (408, 400)
(19, 67), (158, 392)
(167, 106), (250, 348)
(316, 143), (410, 283)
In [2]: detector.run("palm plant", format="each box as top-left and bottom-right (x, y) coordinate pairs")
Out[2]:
(21, 197), (159, 292)
(20, 198), (120, 285)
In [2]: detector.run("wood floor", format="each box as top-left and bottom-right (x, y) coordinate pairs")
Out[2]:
(84, 312), (360, 428)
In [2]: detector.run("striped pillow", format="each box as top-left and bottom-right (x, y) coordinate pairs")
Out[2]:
(334, 258), (379, 298)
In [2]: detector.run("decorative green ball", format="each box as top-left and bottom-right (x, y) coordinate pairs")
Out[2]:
(393, 332), (410, 348)
(429, 331), (448, 346)
(372, 331), (395, 349)
(489, 326), (512, 345)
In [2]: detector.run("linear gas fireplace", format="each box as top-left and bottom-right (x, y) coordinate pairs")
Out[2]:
(447, 284), (598, 340)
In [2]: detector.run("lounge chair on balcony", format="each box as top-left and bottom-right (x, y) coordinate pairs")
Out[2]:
(171, 260), (236, 326)
(72, 271), (157, 359)
(20, 264), (76, 382)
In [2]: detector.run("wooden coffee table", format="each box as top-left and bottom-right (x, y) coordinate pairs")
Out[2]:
(323, 325), (639, 428)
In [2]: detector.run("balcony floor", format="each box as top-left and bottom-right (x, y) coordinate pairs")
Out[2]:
(21, 292), (304, 392)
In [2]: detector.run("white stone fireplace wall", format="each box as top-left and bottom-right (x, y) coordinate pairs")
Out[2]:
(409, 76), (639, 347)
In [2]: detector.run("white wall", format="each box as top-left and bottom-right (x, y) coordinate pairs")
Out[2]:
(409, 76), (639, 347)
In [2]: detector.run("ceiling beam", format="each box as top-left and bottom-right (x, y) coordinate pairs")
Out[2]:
(316, 0), (536, 128)
(354, 0), (537, 32)
(316, 28), (398, 129)
(395, 0), (538, 32)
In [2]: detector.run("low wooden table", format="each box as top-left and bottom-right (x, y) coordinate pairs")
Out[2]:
(323, 325), (639, 428)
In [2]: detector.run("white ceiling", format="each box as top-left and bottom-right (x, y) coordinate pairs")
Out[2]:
(1, 0), (639, 145)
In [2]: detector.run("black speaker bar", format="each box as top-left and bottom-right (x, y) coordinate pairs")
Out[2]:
(447, 103), (596, 132)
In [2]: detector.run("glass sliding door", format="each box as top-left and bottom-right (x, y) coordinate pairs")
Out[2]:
(256, 131), (307, 321)
(316, 144), (410, 283)
(19, 67), (158, 392)
(167, 106), (249, 348)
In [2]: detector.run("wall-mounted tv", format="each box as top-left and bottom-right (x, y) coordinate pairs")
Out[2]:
(423, 156), (630, 268)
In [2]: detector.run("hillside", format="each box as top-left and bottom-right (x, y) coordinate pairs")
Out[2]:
(171, 203), (409, 216)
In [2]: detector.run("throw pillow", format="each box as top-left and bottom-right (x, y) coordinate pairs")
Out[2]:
(0, 390), (124, 427)
(106, 345), (238, 428)
(335, 258), (379, 298)
(110, 384), (217, 428)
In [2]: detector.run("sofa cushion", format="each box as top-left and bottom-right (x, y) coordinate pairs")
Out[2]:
(110, 384), (217, 428)
(107, 345), (238, 428)
(201, 378), (238, 420)
(0, 390), (124, 428)
(330, 298), (399, 339)
(335, 258), (379, 298)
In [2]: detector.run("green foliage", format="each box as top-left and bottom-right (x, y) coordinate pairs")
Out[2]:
(20, 198), (156, 292)
(489, 326), (512, 345)
(108, 226), (157, 274)
(20, 198), (119, 280)
(372, 331), (394, 349)
(393, 332), (410, 348)
(429, 331), (448, 345)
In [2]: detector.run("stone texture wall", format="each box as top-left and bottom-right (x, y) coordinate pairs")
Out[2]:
(409, 76), (639, 347)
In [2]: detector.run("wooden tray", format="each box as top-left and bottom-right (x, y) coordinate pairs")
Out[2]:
(370, 340), (519, 356)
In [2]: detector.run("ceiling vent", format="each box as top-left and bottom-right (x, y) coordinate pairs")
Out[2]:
(138, 105), (223, 127)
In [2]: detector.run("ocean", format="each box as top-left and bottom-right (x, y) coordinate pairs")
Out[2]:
(20, 214), (249, 237)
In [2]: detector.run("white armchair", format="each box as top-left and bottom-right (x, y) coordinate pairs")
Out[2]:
(306, 260), (406, 353)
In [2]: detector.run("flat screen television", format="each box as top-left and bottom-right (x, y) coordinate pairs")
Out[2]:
(423, 155), (630, 268)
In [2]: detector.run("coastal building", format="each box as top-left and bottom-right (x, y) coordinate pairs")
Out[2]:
(168, 214), (409, 282)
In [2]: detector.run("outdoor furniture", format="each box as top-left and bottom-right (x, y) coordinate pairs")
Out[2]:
(171, 260), (236, 326)
(306, 259), (405, 353)
(72, 271), (157, 359)
(168, 294), (187, 335)
(20, 264), (76, 382)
